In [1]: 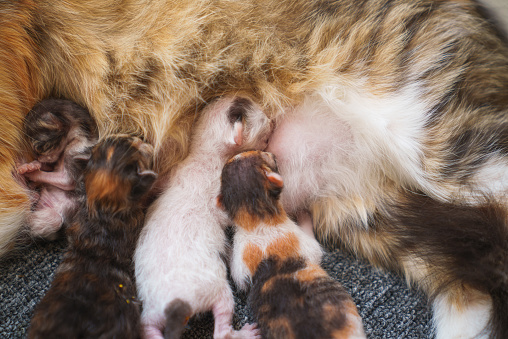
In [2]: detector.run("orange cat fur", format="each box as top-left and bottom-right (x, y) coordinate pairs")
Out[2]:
(0, 1), (507, 337)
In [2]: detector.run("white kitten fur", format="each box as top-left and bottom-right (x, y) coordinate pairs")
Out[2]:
(134, 96), (270, 339)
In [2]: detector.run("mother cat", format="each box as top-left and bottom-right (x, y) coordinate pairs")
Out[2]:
(1, 1), (507, 338)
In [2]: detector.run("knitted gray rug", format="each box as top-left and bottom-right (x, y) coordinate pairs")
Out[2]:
(0, 236), (433, 338)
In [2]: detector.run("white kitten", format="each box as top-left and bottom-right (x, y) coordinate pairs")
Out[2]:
(134, 96), (271, 339)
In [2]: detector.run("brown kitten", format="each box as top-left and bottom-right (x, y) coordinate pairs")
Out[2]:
(218, 151), (366, 339)
(28, 135), (156, 339)
(17, 98), (98, 239)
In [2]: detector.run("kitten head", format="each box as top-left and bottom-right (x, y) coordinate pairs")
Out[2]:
(84, 135), (157, 212)
(225, 97), (272, 151)
(195, 96), (272, 156)
(218, 150), (284, 227)
(25, 99), (97, 163)
(24, 102), (70, 162)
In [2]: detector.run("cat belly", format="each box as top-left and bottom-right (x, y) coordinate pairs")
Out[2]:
(267, 86), (430, 234)
(29, 186), (75, 239)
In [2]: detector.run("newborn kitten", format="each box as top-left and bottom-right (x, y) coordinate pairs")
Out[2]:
(134, 96), (271, 339)
(18, 98), (98, 238)
(218, 150), (366, 339)
(28, 135), (156, 339)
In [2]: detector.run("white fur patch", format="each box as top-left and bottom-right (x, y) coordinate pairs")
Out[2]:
(268, 82), (433, 233)
(134, 96), (271, 337)
(470, 155), (508, 200)
(432, 289), (492, 339)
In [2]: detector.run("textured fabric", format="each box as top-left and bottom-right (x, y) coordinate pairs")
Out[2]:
(0, 236), (433, 339)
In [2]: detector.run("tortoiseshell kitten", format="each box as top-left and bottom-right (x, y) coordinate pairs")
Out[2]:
(218, 151), (366, 339)
(17, 98), (98, 239)
(28, 135), (157, 339)
(1, 1), (507, 337)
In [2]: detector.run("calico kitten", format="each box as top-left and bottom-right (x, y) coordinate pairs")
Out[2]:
(0, 1), (507, 338)
(28, 135), (156, 339)
(218, 150), (366, 339)
(134, 96), (270, 339)
(17, 98), (98, 239)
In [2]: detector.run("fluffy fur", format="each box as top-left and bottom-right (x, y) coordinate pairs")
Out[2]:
(17, 98), (98, 239)
(0, 1), (507, 337)
(28, 135), (156, 339)
(134, 96), (270, 338)
(219, 150), (366, 339)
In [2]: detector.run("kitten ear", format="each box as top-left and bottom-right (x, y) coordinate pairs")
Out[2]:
(230, 120), (243, 146)
(74, 153), (91, 162)
(264, 170), (283, 189)
(132, 170), (157, 198)
(216, 195), (224, 210)
(73, 153), (91, 172)
(138, 169), (157, 186)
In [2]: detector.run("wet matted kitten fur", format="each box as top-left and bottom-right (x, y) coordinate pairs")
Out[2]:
(17, 98), (98, 239)
(27, 135), (156, 339)
(0, 1), (507, 337)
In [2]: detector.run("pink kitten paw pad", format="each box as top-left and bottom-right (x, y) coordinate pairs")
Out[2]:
(17, 161), (42, 175)
(237, 323), (261, 339)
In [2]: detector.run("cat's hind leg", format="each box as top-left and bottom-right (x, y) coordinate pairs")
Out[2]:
(386, 193), (508, 339)
(142, 324), (165, 339)
(28, 203), (62, 240)
(432, 286), (492, 339)
(28, 186), (74, 239)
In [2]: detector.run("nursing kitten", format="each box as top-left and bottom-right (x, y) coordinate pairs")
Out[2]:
(134, 96), (270, 339)
(17, 98), (98, 239)
(218, 151), (365, 339)
(1, 1), (507, 338)
(28, 135), (156, 339)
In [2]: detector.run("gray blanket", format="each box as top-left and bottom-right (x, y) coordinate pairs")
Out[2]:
(0, 236), (433, 338)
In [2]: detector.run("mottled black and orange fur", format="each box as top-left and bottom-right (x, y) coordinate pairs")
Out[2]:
(219, 151), (365, 339)
(250, 256), (363, 339)
(28, 135), (156, 339)
(0, 1), (507, 337)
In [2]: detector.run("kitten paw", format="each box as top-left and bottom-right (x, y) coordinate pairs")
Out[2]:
(233, 323), (261, 339)
(17, 160), (42, 175)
